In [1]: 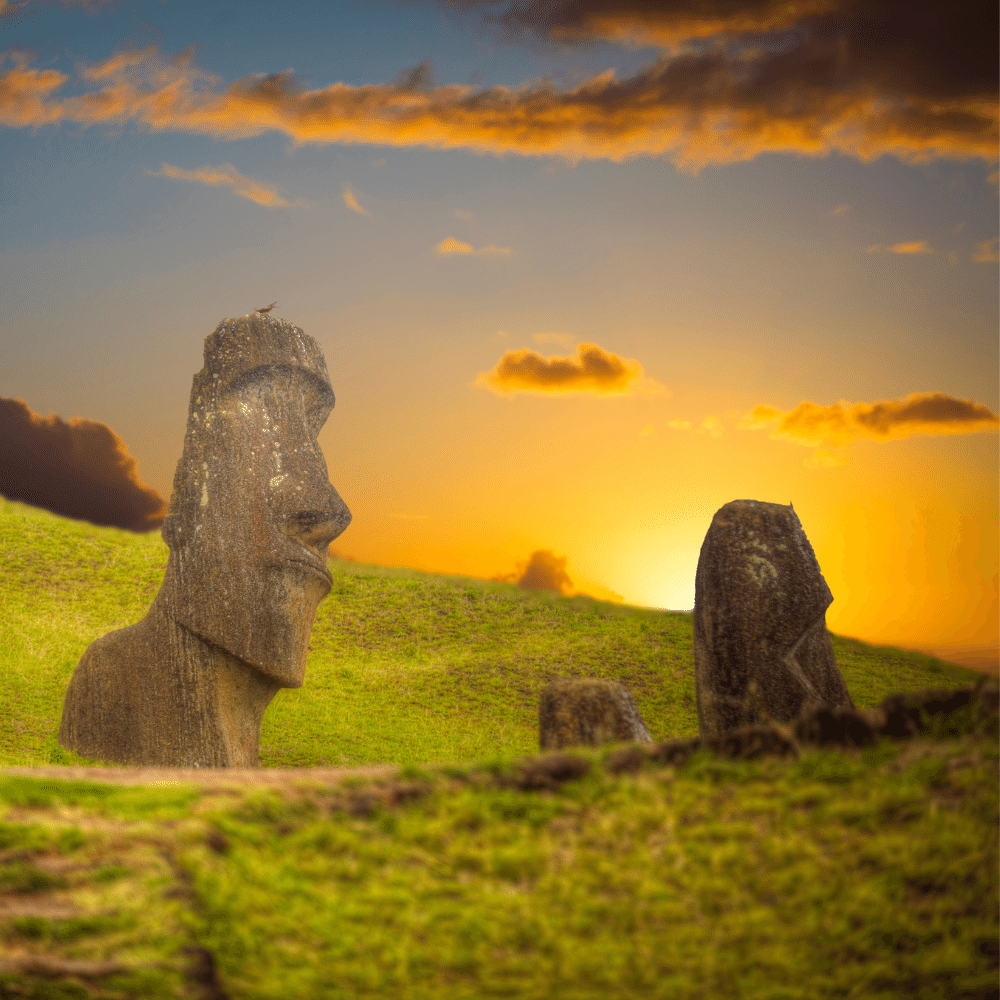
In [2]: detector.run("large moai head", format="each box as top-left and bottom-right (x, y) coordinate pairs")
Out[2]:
(159, 314), (352, 687)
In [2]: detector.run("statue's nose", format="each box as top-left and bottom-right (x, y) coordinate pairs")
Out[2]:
(282, 483), (351, 553)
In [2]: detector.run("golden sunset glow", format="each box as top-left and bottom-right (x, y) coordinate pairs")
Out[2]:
(1, 0), (996, 675)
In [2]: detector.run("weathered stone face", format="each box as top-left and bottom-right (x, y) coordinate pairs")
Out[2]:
(693, 499), (853, 737)
(58, 315), (351, 767)
(159, 316), (351, 687)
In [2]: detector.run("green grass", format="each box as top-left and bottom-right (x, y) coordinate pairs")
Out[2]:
(0, 500), (996, 998)
(0, 498), (983, 769)
(0, 738), (995, 999)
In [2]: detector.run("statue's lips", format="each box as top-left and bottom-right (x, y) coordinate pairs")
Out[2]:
(286, 553), (334, 588)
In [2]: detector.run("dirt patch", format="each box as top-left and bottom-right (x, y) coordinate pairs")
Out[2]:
(0, 764), (402, 790)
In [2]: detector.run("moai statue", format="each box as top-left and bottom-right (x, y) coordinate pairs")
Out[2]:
(59, 315), (351, 767)
(693, 499), (854, 737)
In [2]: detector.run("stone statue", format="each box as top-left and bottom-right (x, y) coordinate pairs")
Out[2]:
(59, 315), (351, 767)
(693, 499), (854, 737)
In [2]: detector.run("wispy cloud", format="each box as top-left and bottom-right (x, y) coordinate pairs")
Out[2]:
(741, 391), (999, 464)
(0, 397), (167, 531)
(342, 183), (369, 215)
(532, 332), (574, 346)
(0, 0), (112, 26)
(435, 236), (512, 256)
(147, 161), (305, 208)
(1, 12), (995, 174)
(0, 0), (30, 24)
(667, 415), (723, 437)
(890, 241), (932, 254)
(972, 237), (999, 263)
(453, 209), (474, 220)
(827, 203), (850, 217)
(867, 241), (933, 254)
(475, 341), (664, 397)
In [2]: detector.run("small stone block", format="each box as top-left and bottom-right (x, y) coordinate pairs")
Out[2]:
(539, 678), (653, 750)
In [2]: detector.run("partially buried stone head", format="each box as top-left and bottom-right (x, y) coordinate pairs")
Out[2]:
(58, 315), (351, 767)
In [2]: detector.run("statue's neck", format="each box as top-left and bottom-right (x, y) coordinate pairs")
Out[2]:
(147, 600), (283, 767)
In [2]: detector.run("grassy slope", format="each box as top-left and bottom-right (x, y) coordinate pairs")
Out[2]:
(0, 498), (982, 769)
(0, 738), (996, 999)
(0, 501), (996, 999)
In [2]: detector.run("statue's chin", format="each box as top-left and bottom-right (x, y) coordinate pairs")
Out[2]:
(167, 566), (330, 689)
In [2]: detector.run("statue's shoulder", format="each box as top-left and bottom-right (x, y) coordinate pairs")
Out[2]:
(60, 617), (162, 764)
(75, 620), (148, 676)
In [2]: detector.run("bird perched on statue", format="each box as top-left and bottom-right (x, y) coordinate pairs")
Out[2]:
(254, 301), (278, 315)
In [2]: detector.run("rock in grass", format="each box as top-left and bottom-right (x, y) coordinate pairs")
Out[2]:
(693, 499), (854, 737)
(877, 684), (999, 738)
(794, 704), (880, 748)
(539, 678), (653, 750)
(58, 314), (351, 768)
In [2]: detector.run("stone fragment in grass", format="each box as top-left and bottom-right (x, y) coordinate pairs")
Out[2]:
(693, 499), (854, 737)
(515, 752), (592, 790)
(58, 314), (352, 767)
(794, 704), (880, 748)
(877, 683), (999, 738)
(643, 723), (798, 770)
(539, 678), (653, 750)
(647, 737), (703, 768)
(703, 723), (799, 761)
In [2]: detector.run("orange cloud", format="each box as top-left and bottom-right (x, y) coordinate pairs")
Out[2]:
(443, 0), (841, 48)
(342, 184), (369, 215)
(147, 162), (305, 208)
(742, 392), (999, 462)
(0, 397), (167, 531)
(492, 549), (574, 594)
(973, 237), (999, 263)
(827, 203), (850, 216)
(1, 28), (994, 173)
(435, 237), (511, 255)
(475, 341), (660, 396)
(867, 241), (934, 255)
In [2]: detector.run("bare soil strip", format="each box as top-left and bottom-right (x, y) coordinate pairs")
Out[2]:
(0, 764), (402, 789)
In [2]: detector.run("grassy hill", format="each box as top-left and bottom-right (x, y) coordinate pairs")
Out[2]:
(0, 498), (983, 769)
(0, 500), (996, 999)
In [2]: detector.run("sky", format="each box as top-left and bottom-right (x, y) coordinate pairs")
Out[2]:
(1, 0), (998, 673)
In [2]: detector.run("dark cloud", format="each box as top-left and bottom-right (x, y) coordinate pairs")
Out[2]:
(493, 549), (575, 594)
(0, 397), (167, 532)
(2, 8), (994, 171)
(436, 0), (999, 166)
